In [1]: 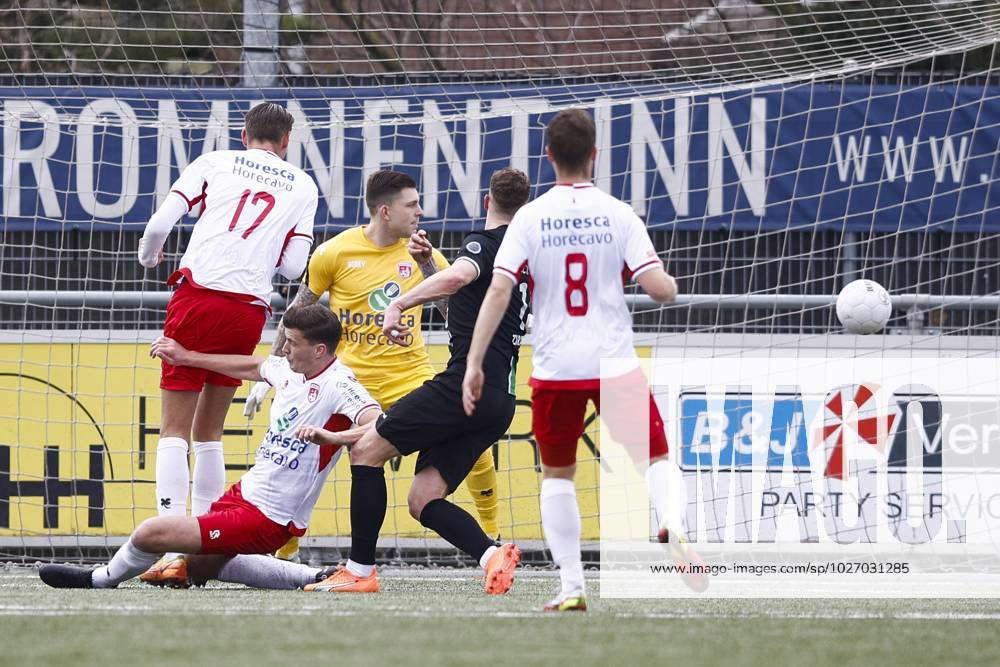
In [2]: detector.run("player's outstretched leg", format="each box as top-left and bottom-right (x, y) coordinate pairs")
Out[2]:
(411, 468), (519, 595)
(647, 456), (686, 543)
(465, 448), (499, 538)
(605, 385), (708, 591)
(99, 537), (164, 588)
(39, 564), (95, 589)
(39, 530), (165, 590)
(646, 457), (708, 592)
(188, 554), (322, 590)
(112, 516), (200, 589)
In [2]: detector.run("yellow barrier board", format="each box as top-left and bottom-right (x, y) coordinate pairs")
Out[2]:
(0, 342), (616, 541)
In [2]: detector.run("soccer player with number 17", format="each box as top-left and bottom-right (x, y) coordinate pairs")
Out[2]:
(463, 109), (693, 611)
(135, 103), (318, 585)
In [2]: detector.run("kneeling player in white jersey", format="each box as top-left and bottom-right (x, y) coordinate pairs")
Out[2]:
(38, 306), (380, 590)
(136, 102), (319, 585)
(463, 109), (702, 611)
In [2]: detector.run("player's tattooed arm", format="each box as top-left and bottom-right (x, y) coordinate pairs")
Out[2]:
(408, 230), (449, 319)
(271, 281), (321, 356)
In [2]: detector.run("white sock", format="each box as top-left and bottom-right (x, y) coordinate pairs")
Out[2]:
(216, 555), (320, 590)
(345, 559), (374, 578)
(191, 440), (225, 516)
(479, 545), (498, 569)
(540, 478), (585, 595)
(92, 538), (162, 588)
(155, 437), (189, 517)
(646, 459), (686, 533)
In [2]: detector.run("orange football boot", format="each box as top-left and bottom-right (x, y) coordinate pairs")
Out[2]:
(302, 565), (380, 593)
(139, 555), (190, 588)
(483, 543), (521, 594)
(658, 525), (709, 593)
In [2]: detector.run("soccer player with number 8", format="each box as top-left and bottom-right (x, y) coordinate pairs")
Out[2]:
(134, 103), (319, 586)
(463, 109), (697, 611)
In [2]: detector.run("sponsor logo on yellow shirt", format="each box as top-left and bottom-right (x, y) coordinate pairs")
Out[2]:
(335, 302), (416, 347)
(367, 281), (400, 311)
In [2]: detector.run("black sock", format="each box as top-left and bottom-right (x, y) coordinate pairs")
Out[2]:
(419, 498), (494, 562)
(349, 464), (387, 566)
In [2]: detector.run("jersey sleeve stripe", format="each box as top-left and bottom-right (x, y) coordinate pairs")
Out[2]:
(453, 256), (481, 280)
(493, 265), (519, 283)
(171, 183), (207, 212)
(353, 403), (381, 423)
(276, 230), (313, 267)
(629, 258), (660, 279)
(169, 189), (195, 209)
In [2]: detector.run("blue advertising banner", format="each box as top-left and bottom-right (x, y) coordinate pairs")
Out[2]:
(1, 82), (997, 232)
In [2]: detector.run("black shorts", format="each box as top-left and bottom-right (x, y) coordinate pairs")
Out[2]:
(375, 371), (515, 494)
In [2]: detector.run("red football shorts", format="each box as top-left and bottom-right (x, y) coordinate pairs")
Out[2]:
(197, 482), (304, 556)
(160, 282), (266, 391)
(530, 369), (669, 468)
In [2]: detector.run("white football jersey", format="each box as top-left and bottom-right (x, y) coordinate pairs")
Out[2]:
(168, 148), (318, 304)
(240, 355), (380, 530)
(493, 183), (662, 384)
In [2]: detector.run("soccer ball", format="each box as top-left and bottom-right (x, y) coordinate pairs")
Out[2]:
(836, 279), (892, 334)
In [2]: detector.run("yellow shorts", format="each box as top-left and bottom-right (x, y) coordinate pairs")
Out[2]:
(364, 369), (437, 411)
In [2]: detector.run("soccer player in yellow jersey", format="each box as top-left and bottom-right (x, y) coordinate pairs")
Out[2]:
(245, 171), (499, 560)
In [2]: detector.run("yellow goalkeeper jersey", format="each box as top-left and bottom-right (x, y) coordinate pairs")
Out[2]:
(306, 226), (448, 398)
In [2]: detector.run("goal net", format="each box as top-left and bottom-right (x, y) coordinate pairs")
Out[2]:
(1, 1), (999, 568)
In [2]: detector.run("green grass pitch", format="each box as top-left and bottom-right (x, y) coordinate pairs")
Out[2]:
(3, 566), (1000, 666)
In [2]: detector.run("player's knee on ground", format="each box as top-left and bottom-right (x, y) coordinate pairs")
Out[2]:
(186, 554), (229, 585)
(132, 517), (172, 553)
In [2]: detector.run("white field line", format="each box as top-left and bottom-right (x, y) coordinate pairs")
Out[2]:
(0, 569), (567, 581)
(2, 606), (1000, 620)
(4, 570), (1000, 619)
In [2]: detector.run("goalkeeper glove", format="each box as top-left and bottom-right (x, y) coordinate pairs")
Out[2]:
(243, 380), (272, 417)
